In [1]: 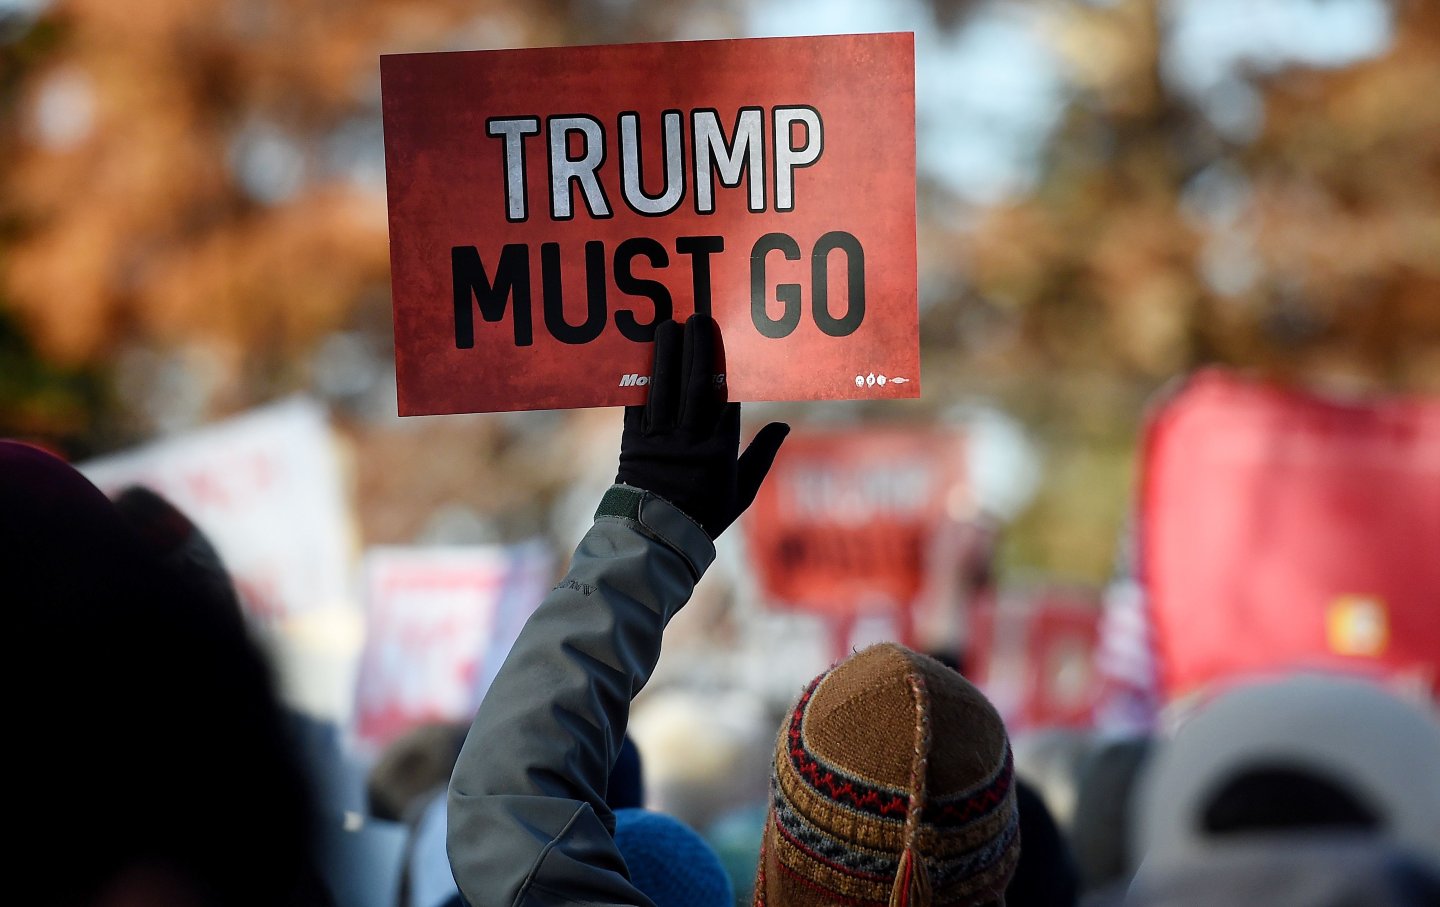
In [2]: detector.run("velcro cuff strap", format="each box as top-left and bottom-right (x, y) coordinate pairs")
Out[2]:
(595, 484), (715, 579)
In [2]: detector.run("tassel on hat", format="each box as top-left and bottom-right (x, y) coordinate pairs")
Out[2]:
(890, 672), (934, 907)
(891, 845), (933, 907)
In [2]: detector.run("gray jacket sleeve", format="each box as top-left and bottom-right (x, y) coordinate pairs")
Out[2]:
(447, 485), (716, 907)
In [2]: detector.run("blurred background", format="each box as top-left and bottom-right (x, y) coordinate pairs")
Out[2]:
(6, 1), (1440, 903)
(4, 0), (1438, 577)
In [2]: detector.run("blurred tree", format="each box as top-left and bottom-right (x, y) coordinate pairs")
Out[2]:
(923, 0), (1440, 578)
(951, 0), (1440, 392)
(3, 0), (1436, 579)
(0, 2), (556, 440)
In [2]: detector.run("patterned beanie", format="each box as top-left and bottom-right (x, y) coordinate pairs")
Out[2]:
(757, 643), (1020, 907)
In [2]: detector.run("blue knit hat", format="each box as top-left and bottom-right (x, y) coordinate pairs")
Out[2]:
(609, 734), (646, 811)
(614, 808), (735, 907)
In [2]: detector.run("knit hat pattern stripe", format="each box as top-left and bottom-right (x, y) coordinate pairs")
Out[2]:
(775, 744), (1018, 858)
(786, 674), (1018, 828)
(774, 777), (1023, 890)
(933, 838), (1022, 906)
(770, 848), (894, 907)
(927, 747), (1017, 829)
(781, 672), (1018, 841)
(929, 806), (1021, 890)
(770, 808), (897, 904)
(785, 675), (913, 818)
(773, 784), (904, 880)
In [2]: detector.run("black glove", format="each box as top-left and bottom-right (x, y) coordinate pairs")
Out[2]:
(616, 315), (789, 539)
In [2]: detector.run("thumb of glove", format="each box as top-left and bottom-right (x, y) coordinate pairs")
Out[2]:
(732, 421), (790, 520)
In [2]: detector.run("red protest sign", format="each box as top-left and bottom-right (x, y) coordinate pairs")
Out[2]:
(381, 34), (917, 415)
(744, 428), (966, 623)
(969, 591), (1103, 733)
(1140, 370), (1440, 701)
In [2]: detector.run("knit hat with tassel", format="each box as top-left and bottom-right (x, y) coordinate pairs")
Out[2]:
(756, 643), (1020, 907)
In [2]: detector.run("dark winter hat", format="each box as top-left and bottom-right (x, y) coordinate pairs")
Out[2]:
(1, 442), (236, 618)
(1007, 779), (1079, 907)
(757, 643), (1020, 907)
(614, 808), (734, 907)
(1, 439), (150, 598)
(609, 733), (646, 811)
(111, 484), (243, 618)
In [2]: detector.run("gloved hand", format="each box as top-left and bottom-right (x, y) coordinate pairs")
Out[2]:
(616, 315), (789, 539)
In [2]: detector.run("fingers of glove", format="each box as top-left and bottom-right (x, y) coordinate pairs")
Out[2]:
(645, 319), (685, 432)
(621, 401), (646, 445)
(734, 420), (791, 515)
(679, 314), (726, 433)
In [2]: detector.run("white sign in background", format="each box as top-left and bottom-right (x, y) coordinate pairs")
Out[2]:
(353, 542), (554, 751)
(80, 397), (355, 623)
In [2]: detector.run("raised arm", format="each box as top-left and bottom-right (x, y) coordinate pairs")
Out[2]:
(447, 316), (787, 907)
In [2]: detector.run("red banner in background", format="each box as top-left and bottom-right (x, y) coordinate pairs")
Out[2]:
(743, 428), (967, 642)
(1140, 369), (1440, 702)
(381, 34), (918, 415)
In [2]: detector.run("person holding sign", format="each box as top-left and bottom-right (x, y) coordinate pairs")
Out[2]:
(447, 316), (1021, 907)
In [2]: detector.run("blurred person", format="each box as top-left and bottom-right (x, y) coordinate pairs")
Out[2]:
(704, 801), (771, 906)
(1123, 836), (1440, 907)
(110, 485), (246, 624)
(1067, 735), (1152, 901)
(3, 441), (331, 906)
(446, 316), (1025, 907)
(1008, 779), (1079, 907)
(368, 722), (469, 824)
(1124, 674), (1440, 905)
(1010, 728), (1097, 839)
(625, 685), (774, 833)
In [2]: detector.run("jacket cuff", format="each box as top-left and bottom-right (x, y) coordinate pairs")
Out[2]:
(595, 484), (716, 579)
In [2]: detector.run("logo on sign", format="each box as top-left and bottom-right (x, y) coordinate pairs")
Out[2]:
(621, 373), (726, 388)
(855, 374), (909, 389)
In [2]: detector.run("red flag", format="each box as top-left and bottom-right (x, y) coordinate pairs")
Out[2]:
(1140, 370), (1440, 700)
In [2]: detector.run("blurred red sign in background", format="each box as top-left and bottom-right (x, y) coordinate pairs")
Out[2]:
(968, 590), (1103, 732)
(1140, 369), (1440, 701)
(381, 33), (918, 414)
(744, 428), (967, 643)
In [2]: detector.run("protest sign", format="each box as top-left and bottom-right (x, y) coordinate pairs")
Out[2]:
(352, 542), (552, 750)
(381, 33), (918, 414)
(969, 591), (1102, 732)
(1140, 370), (1440, 701)
(744, 428), (967, 632)
(79, 398), (353, 625)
